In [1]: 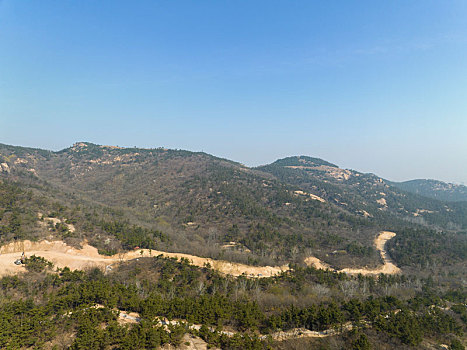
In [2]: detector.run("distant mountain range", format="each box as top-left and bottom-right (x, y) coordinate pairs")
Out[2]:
(390, 178), (467, 202)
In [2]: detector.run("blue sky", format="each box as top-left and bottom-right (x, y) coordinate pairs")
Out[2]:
(1, 1), (466, 183)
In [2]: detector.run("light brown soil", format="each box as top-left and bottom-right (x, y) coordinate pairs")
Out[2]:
(305, 231), (400, 276)
(162, 334), (218, 350)
(293, 190), (326, 203)
(264, 322), (354, 341)
(38, 213), (76, 232)
(376, 198), (387, 206)
(0, 240), (288, 278)
(0, 231), (399, 279)
(303, 256), (332, 270)
(104, 306), (354, 343)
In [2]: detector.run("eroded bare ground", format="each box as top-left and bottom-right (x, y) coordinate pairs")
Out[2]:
(162, 334), (218, 350)
(159, 320), (355, 343)
(0, 231), (399, 279)
(93, 305), (354, 343)
(0, 239), (288, 278)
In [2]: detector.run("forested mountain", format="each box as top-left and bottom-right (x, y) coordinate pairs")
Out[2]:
(0, 143), (380, 269)
(257, 156), (467, 231)
(391, 179), (467, 202)
(1, 143), (466, 268)
(0, 142), (466, 349)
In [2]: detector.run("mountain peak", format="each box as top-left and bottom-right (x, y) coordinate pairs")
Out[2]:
(272, 155), (338, 168)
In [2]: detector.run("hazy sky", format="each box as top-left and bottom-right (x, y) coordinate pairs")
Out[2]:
(1, 1), (466, 184)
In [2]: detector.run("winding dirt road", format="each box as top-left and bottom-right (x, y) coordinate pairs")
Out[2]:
(0, 231), (399, 278)
(304, 231), (401, 275)
(0, 240), (288, 278)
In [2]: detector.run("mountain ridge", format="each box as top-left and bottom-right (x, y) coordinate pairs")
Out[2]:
(390, 178), (467, 202)
(1, 142), (466, 273)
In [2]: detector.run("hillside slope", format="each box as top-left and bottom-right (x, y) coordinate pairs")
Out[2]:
(1, 143), (466, 273)
(257, 156), (467, 231)
(1, 143), (377, 269)
(391, 179), (467, 202)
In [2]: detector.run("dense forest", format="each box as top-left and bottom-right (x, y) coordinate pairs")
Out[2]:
(0, 255), (465, 349)
(391, 179), (467, 202)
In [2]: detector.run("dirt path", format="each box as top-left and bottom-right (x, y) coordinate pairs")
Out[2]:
(0, 231), (399, 278)
(0, 240), (288, 278)
(340, 231), (400, 275)
(304, 231), (401, 275)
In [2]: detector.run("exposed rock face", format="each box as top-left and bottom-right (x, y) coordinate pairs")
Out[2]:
(0, 163), (10, 173)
